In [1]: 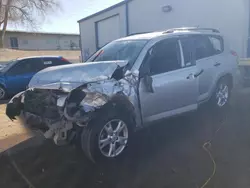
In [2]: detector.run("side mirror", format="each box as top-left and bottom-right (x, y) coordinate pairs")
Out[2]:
(144, 74), (154, 93)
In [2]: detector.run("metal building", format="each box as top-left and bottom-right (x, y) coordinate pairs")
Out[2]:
(78, 0), (250, 61)
(2, 30), (80, 50)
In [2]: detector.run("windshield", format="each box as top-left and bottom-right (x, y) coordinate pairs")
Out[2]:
(0, 60), (17, 73)
(87, 40), (148, 66)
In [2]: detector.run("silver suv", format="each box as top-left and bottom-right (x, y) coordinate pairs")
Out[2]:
(6, 28), (239, 162)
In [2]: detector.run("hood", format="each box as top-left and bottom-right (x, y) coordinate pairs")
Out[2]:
(28, 61), (128, 90)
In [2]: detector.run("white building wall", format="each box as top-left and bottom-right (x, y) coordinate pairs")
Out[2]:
(128, 0), (250, 57)
(79, 5), (127, 61)
(97, 15), (120, 48)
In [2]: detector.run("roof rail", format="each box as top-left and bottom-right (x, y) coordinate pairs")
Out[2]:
(128, 32), (151, 36)
(164, 27), (220, 34)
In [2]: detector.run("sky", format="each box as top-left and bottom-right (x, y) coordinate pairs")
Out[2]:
(8, 0), (123, 34)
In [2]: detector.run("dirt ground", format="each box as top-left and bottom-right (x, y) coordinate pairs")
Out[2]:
(1, 88), (250, 188)
(0, 49), (81, 62)
(0, 101), (31, 153)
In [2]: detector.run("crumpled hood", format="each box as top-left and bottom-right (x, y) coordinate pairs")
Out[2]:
(28, 61), (128, 90)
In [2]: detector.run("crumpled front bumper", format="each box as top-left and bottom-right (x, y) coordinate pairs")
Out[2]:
(6, 91), (77, 145)
(6, 74), (138, 146)
(5, 87), (111, 146)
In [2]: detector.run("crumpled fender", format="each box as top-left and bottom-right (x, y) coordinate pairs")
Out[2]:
(6, 91), (25, 120)
(63, 77), (137, 125)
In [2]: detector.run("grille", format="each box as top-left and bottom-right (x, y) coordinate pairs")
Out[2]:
(24, 89), (60, 119)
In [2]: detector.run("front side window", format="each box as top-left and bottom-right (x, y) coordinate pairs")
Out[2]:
(148, 39), (181, 75)
(8, 59), (42, 75)
(87, 40), (148, 66)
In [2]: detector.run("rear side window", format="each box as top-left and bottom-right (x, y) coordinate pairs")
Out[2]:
(194, 35), (214, 60)
(208, 36), (224, 54)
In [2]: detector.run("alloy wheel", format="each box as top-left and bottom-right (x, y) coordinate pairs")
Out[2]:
(216, 83), (229, 107)
(98, 119), (128, 158)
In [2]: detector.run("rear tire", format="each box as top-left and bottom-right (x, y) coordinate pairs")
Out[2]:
(211, 77), (231, 109)
(80, 107), (133, 163)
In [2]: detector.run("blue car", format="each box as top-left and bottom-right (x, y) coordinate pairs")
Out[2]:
(0, 56), (71, 99)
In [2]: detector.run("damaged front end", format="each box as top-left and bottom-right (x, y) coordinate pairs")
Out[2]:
(6, 61), (139, 146)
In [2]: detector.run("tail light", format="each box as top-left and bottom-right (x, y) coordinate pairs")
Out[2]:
(61, 57), (70, 63)
(61, 57), (69, 62)
(230, 50), (239, 64)
(230, 50), (238, 57)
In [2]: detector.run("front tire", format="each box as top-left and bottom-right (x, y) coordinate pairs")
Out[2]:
(80, 109), (133, 163)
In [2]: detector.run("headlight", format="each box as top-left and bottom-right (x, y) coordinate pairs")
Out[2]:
(60, 83), (75, 93)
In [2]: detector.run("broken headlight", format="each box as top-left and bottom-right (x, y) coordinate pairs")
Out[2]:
(59, 83), (76, 93)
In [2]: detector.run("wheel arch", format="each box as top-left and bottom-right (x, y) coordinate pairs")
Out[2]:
(104, 93), (137, 129)
(217, 73), (233, 89)
(207, 73), (233, 102)
(88, 93), (137, 131)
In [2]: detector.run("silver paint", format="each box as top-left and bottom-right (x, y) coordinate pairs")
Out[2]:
(6, 29), (238, 151)
(29, 60), (129, 89)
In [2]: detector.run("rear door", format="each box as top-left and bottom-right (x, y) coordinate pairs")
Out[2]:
(207, 35), (225, 74)
(139, 38), (199, 124)
(5, 58), (43, 94)
(192, 35), (217, 102)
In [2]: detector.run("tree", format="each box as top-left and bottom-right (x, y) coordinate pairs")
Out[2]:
(0, 0), (60, 48)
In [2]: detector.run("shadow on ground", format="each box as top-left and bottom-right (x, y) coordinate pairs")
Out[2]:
(1, 90), (250, 188)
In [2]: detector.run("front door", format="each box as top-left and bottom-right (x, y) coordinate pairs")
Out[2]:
(139, 38), (199, 124)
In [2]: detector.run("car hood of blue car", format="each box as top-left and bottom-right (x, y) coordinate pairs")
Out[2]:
(28, 60), (129, 90)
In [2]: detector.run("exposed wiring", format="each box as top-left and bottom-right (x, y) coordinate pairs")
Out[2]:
(7, 150), (36, 188)
(200, 117), (227, 188)
(200, 142), (216, 188)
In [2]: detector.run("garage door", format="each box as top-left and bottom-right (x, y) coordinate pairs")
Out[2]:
(96, 15), (120, 48)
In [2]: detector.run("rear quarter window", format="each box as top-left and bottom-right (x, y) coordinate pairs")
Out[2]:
(208, 35), (224, 54)
(42, 58), (70, 68)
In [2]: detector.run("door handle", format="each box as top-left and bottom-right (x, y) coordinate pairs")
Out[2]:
(214, 62), (221, 67)
(186, 73), (194, 79)
(194, 69), (204, 78)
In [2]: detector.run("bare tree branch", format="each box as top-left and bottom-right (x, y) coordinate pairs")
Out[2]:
(0, 0), (60, 48)
(0, 0), (12, 47)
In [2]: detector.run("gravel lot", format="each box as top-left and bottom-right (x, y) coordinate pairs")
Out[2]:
(0, 88), (250, 188)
